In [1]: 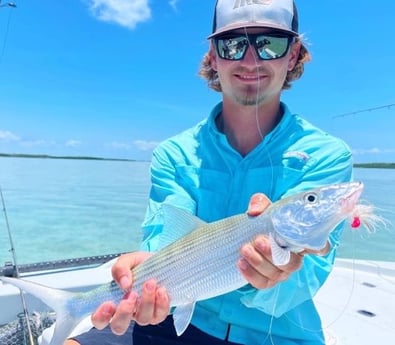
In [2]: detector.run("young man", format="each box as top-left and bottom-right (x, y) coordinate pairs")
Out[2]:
(66, 0), (352, 344)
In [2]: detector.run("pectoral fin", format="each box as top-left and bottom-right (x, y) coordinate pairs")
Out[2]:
(172, 302), (196, 336)
(269, 233), (291, 266)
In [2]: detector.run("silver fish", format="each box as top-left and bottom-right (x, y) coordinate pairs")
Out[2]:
(0, 181), (367, 345)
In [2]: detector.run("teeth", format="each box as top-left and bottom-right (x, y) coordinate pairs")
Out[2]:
(240, 75), (261, 80)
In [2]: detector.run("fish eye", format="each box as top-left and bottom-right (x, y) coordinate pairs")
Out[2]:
(304, 192), (318, 204)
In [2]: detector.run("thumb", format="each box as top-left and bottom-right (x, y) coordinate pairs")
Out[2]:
(247, 193), (271, 216)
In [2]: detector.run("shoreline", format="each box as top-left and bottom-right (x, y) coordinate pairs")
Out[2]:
(1, 153), (394, 168)
(0, 153), (137, 162)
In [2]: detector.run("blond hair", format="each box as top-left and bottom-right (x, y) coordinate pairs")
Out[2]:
(198, 38), (311, 92)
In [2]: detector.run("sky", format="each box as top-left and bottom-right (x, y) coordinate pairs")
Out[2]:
(0, 0), (394, 162)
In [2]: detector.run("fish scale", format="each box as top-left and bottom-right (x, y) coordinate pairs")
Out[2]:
(132, 214), (262, 303)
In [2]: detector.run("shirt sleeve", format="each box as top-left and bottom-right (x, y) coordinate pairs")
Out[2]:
(239, 146), (354, 317)
(140, 146), (197, 252)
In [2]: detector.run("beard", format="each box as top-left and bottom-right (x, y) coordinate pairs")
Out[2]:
(233, 85), (266, 106)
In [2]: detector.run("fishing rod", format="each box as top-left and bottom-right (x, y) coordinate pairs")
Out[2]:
(0, 1), (17, 8)
(0, 186), (35, 345)
(0, 0), (17, 67)
(332, 103), (395, 119)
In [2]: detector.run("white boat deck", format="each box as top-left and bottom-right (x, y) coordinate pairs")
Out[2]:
(315, 258), (395, 344)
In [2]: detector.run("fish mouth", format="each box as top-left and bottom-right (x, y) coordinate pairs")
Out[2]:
(341, 182), (364, 213)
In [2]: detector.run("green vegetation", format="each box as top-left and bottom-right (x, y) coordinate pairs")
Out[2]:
(1, 153), (394, 168)
(353, 162), (395, 169)
(0, 153), (135, 162)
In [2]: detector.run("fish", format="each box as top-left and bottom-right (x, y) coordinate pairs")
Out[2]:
(0, 181), (378, 345)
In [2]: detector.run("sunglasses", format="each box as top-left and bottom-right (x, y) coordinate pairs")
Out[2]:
(214, 33), (294, 61)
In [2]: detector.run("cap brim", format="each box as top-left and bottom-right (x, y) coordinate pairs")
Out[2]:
(208, 23), (298, 39)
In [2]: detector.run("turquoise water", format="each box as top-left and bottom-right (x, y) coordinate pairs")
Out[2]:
(0, 157), (394, 265)
(0, 158), (150, 265)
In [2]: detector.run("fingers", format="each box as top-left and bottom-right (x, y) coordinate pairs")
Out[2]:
(91, 302), (117, 330)
(153, 286), (170, 323)
(247, 193), (271, 216)
(238, 242), (287, 289)
(134, 280), (170, 326)
(107, 292), (139, 335)
(238, 235), (303, 289)
(92, 280), (170, 334)
(92, 252), (170, 335)
(111, 252), (152, 290)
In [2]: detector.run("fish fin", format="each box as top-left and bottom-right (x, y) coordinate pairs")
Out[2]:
(269, 233), (291, 266)
(46, 315), (81, 345)
(159, 204), (206, 250)
(0, 276), (84, 345)
(172, 302), (196, 336)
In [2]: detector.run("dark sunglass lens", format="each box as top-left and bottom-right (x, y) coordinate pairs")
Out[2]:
(216, 36), (248, 60)
(256, 35), (290, 60)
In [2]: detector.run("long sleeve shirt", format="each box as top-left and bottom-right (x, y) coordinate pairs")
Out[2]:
(140, 101), (353, 344)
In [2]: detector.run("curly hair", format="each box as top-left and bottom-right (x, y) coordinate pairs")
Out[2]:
(198, 37), (311, 92)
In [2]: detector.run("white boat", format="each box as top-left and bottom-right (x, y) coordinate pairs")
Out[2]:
(1, 256), (394, 344)
(315, 258), (395, 344)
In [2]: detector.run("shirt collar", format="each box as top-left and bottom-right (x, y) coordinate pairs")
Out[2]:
(208, 101), (293, 145)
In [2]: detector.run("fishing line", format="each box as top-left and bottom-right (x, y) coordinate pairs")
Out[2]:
(0, 2), (16, 67)
(241, 27), (265, 142)
(242, 27), (275, 200)
(0, 186), (35, 345)
(242, 26), (278, 342)
(282, 210), (371, 336)
(241, 25), (364, 341)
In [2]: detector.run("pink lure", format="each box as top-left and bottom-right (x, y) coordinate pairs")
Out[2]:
(351, 216), (361, 228)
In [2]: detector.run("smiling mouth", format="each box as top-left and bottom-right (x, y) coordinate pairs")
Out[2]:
(236, 73), (266, 82)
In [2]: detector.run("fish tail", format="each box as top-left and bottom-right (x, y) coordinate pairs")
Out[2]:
(0, 276), (84, 345)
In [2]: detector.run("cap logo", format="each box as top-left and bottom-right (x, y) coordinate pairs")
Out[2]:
(233, 0), (272, 9)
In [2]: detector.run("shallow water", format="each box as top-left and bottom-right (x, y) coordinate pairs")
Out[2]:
(0, 158), (394, 265)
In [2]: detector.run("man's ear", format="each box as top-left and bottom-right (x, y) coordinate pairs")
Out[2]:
(209, 43), (218, 72)
(288, 41), (301, 71)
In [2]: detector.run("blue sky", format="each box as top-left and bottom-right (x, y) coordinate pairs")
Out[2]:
(0, 0), (394, 162)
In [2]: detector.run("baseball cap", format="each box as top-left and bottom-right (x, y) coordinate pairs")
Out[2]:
(208, 0), (299, 39)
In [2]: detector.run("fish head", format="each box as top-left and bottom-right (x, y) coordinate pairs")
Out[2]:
(270, 182), (364, 251)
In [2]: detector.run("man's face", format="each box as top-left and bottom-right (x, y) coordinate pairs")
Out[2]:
(210, 28), (300, 106)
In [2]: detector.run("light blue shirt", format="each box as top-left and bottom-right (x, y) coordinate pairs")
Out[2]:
(141, 102), (353, 344)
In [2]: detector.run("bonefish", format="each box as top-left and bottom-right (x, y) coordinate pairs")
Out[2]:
(1, 182), (379, 345)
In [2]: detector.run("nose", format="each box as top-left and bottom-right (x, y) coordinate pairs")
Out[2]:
(241, 44), (260, 65)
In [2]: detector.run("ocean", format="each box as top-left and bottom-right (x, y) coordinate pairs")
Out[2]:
(0, 157), (394, 266)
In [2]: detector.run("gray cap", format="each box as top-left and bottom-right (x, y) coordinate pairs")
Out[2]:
(209, 0), (299, 38)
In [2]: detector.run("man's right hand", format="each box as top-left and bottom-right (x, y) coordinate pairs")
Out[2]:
(91, 252), (170, 335)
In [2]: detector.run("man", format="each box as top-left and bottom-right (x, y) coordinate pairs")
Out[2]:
(66, 0), (352, 344)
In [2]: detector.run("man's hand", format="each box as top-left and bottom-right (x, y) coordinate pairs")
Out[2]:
(238, 193), (329, 289)
(91, 252), (170, 335)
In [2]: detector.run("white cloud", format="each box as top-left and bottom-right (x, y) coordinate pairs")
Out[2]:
(111, 141), (131, 149)
(86, 0), (151, 29)
(133, 139), (159, 151)
(111, 140), (159, 151)
(169, 0), (179, 11)
(353, 147), (395, 155)
(19, 139), (54, 148)
(65, 139), (82, 148)
(0, 130), (20, 142)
